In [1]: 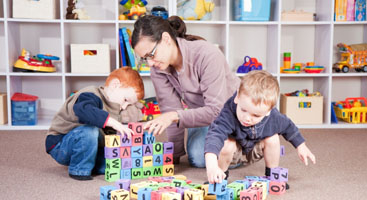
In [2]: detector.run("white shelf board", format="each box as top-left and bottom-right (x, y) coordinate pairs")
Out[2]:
(63, 20), (116, 24)
(9, 72), (63, 77)
(7, 18), (61, 23)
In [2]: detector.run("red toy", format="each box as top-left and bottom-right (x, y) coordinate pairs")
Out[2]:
(237, 56), (263, 73)
(141, 97), (161, 121)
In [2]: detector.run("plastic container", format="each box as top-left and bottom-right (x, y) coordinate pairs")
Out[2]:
(233, 0), (271, 21)
(11, 93), (38, 125)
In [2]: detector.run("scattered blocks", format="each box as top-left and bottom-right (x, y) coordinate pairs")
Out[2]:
(270, 167), (288, 182)
(111, 189), (130, 200)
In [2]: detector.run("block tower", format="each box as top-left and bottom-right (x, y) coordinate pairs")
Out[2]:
(104, 122), (174, 182)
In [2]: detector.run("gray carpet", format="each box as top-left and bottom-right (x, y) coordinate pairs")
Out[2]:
(0, 129), (366, 199)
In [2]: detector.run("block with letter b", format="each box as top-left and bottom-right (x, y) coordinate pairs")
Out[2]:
(270, 167), (288, 182)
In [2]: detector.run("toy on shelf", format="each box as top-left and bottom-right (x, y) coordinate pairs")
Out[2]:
(333, 43), (367, 73)
(177, 0), (215, 21)
(66, 0), (90, 20)
(236, 56), (263, 74)
(281, 52), (300, 73)
(13, 48), (59, 73)
(304, 62), (324, 73)
(233, 0), (271, 21)
(141, 97), (161, 121)
(333, 97), (367, 123)
(119, 0), (147, 20)
(281, 10), (315, 21)
(138, 62), (150, 74)
(151, 6), (168, 19)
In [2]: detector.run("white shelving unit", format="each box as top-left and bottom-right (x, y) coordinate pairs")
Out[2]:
(0, 0), (366, 130)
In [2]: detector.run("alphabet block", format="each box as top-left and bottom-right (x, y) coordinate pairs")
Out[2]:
(104, 147), (120, 159)
(153, 142), (163, 155)
(106, 158), (121, 171)
(163, 154), (173, 165)
(153, 166), (163, 177)
(111, 189), (130, 200)
(227, 182), (244, 200)
(143, 156), (153, 167)
(132, 134), (143, 146)
(234, 179), (250, 190)
(270, 167), (288, 182)
(115, 179), (131, 191)
(100, 185), (116, 200)
(225, 188), (234, 200)
(162, 192), (181, 200)
(132, 157), (143, 168)
(120, 134), (132, 147)
(184, 188), (203, 200)
(163, 165), (174, 177)
(251, 182), (267, 199)
(144, 132), (156, 144)
(130, 182), (148, 199)
(151, 190), (164, 200)
(149, 176), (164, 182)
(280, 145), (285, 156)
(171, 179), (187, 188)
(120, 147), (131, 158)
(173, 175), (187, 180)
(163, 142), (174, 154)
(128, 122), (143, 135)
(153, 154), (163, 166)
(105, 135), (121, 147)
(208, 180), (227, 195)
(143, 144), (153, 156)
(248, 186), (263, 200)
(121, 158), (132, 169)
(143, 167), (153, 178)
(121, 169), (131, 180)
(159, 186), (177, 192)
(240, 189), (257, 200)
(105, 169), (120, 182)
(131, 146), (143, 158)
(187, 183), (202, 189)
(269, 181), (286, 195)
(138, 188), (152, 200)
(131, 168), (143, 179)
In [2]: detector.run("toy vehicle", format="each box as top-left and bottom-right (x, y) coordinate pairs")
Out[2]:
(151, 6), (168, 19)
(13, 48), (59, 72)
(236, 56), (263, 73)
(333, 43), (367, 73)
(120, 0), (147, 20)
(141, 97), (161, 121)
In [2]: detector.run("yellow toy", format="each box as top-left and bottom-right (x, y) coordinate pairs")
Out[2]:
(177, 0), (215, 20)
(13, 49), (59, 72)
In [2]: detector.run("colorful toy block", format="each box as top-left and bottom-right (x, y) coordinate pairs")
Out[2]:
(143, 167), (154, 178)
(120, 147), (131, 158)
(106, 158), (121, 171)
(151, 190), (164, 200)
(153, 142), (163, 155)
(163, 165), (174, 177)
(234, 180), (250, 190)
(153, 166), (163, 177)
(121, 169), (131, 179)
(105, 135), (121, 147)
(269, 181), (286, 195)
(143, 156), (153, 168)
(270, 167), (288, 182)
(131, 146), (143, 158)
(128, 122), (143, 135)
(138, 188), (152, 200)
(132, 168), (143, 179)
(153, 154), (163, 166)
(184, 188), (204, 200)
(248, 186), (263, 200)
(164, 142), (174, 154)
(105, 147), (120, 159)
(143, 144), (153, 156)
(132, 134), (143, 146)
(163, 154), (173, 165)
(227, 182), (244, 200)
(121, 159), (132, 169)
(240, 189), (258, 200)
(172, 179), (187, 188)
(100, 185), (116, 200)
(251, 182), (266, 199)
(105, 169), (120, 182)
(162, 191), (181, 200)
(120, 134), (132, 147)
(144, 132), (156, 144)
(111, 189), (130, 200)
(280, 145), (285, 156)
(116, 179), (131, 191)
(208, 180), (227, 195)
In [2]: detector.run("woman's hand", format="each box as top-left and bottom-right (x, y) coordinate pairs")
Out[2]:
(143, 111), (179, 136)
(297, 142), (316, 166)
(106, 117), (134, 138)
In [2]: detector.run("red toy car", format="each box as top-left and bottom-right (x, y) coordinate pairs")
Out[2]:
(237, 56), (263, 73)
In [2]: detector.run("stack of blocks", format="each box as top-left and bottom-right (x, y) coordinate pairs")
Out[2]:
(100, 170), (289, 200)
(104, 122), (174, 182)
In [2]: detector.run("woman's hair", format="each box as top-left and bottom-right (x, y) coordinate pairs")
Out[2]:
(105, 67), (144, 100)
(131, 15), (205, 48)
(238, 70), (279, 108)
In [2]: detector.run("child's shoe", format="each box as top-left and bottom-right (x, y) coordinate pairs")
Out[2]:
(69, 174), (93, 181)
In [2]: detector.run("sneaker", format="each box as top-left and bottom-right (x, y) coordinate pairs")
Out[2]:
(286, 182), (290, 190)
(69, 174), (93, 181)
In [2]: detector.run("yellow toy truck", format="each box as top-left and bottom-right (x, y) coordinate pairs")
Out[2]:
(333, 43), (367, 73)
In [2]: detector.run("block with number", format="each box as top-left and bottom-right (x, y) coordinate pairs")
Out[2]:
(208, 180), (227, 195)
(163, 142), (174, 154)
(115, 179), (131, 191)
(269, 181), (286, 195)
(163, 165), (174, 177)
(153, 142), (163, 155)
(138, 188), (152, 200)
(132, 158), (143, 168)
(153, 154), (163, 166)
(251, 182), (266, 199)
(240, 189), (258, 200)
(105, 135), (121, 147)
(163, 154), (173, 165)
(143, 167), (154, 178)
(143, 156), (153, 167)
(270, 167), (288, 182)
(111, 189), (130, 200)
(100, 185), (116, 200)
(132, 168), (143, 179)
(248, 186), (263, 200)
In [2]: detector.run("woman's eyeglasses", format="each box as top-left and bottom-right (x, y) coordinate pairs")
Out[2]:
(140, 42), (159, 62)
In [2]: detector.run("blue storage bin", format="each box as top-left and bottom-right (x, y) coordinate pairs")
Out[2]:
(11, 93), (38, 125)
(233, 0), (271, 21)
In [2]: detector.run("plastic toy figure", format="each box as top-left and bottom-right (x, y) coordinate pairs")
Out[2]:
(151, 6), (168, 19)
(120, 0), (147, 20)
(177, 0), (215, 20)
(13, 49), (59, 72)
(236, 56), (263, 73)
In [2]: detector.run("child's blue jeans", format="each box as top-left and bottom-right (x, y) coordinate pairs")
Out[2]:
(186, 126), (209, 168)
(49, 125), (105, 176)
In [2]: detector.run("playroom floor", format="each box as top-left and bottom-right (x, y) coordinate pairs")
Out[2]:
(0, 128), (366, 199)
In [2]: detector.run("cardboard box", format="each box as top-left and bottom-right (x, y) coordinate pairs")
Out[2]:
(0, 93), (8, 125)
(71, 44), (111, 74)
(13, 0), (56, 20)
(280, 94), (323, 124)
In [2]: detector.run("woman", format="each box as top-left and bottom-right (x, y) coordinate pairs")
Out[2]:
(132, 15), (239, 167)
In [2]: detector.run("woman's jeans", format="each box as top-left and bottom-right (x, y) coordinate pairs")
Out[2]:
(49, 125), (105, 176)
(186, 126), (209, 168)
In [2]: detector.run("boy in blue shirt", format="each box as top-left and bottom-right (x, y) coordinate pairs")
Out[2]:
(204, 70), (316, 186)
(45, 67), (144, 180)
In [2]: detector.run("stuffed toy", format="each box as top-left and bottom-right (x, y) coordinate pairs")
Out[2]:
(66, 0), (90, 20)
(177, 0), (215, 20)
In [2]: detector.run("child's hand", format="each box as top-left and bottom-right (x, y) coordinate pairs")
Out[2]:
(297, 142), (316, 165)
(106, 117), (134, 138)
(205, 153), (226, 184)
(143, 112), (179, 136)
